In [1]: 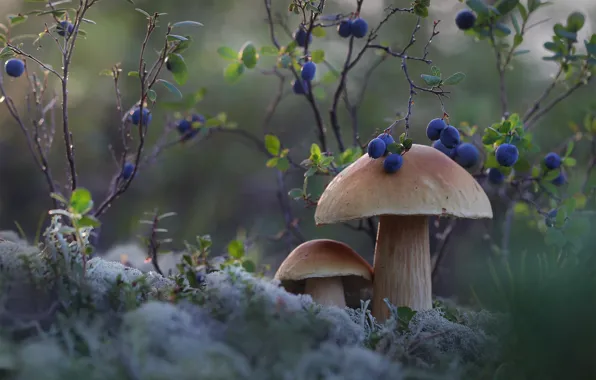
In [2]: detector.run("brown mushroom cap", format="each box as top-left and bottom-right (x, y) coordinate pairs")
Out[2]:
(274, 239), (373, 303)
(314, 143), (493, 224)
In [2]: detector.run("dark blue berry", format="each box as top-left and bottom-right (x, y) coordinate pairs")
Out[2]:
(383, 153), (403, 174)
(131, 107), (152, 126)
(376, 133), (395, 156)
(432, 140), (455, 158)
(545, 209), (558, 227)
(351, 18), (368, 38)
(301, 61), (316, 81)
(57, 21), (74, 37)
(337, 20), (353, 38)
(367, 138), (386, 159)
(294, 27), (312, 47)
(495, 143), (519, 167)
(552, 172), (566, 186)
(454, 142), (479, 169)
(544, 152), (562, 170)
(487, 168), (505, 185)
(121, 162), (135, 179)
(426, 118), (447, 141)
(292, 79), (309, 94)
(439, 125), (460, 149)
(455, 10), (476, 30)
(4, 59), (25, 78)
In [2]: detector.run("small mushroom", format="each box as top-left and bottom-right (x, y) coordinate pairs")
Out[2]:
(314, 144), (493, 321)
(274, 239), (373, 308)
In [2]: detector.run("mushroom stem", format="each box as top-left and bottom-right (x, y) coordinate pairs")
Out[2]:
(372, 215), (432, 321)
(304, 277), (346, 307)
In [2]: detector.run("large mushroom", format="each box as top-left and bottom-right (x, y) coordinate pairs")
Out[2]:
(274, 239), (373, 308)
(314, 144), (493, 321)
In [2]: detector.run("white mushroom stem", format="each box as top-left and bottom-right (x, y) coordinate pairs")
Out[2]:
(304, 277), (346, 307)
(372, 215), (432, 322)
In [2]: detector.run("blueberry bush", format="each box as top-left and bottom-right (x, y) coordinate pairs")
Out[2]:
(0, 0), (595, 378)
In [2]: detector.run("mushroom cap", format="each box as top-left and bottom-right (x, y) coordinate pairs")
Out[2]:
(315, 143), (493, 225)
(274, 239), (373, 282)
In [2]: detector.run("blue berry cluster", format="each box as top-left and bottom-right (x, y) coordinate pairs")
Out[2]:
(57, 20), (74, 37)
(427, 118), (480, 169)
(543, 151), (566, 186)
(337, 17), (368, 39)
(366, 133), (405, 174)
(176, 113), (205, 141)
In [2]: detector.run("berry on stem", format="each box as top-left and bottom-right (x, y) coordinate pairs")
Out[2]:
(544, 152), (562, 170)
(301, 61), (316, 81)
(432, 140), (455, 158)
(121, 162), (135, 180)
(294, 27), (312, 47)
(57, 21), (74, 37)
(4, 59), (25, 78)
(351, 18), (368, 38)
(495, 143), (519, 167)
(292, 79), (309, 94)
(439, 125), (460, 149)
(454, 143), (479, 169)
(337, 20), (353, 38)
(131, 107), (152, 127)
(383, 153), (403, 174)
(367, 138), (386, 159)
(487, 168), (505, 185)
(552, 172), (566, 186)
(455, 10), (476, 30)
(426, 118), (447, 141)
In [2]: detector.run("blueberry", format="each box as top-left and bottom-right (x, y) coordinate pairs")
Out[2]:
(351, 18), (368, 38)
(367, 138), (386, 159)
(552, 172), (566, 186)
(495, 143), (519, 167)
(4, 59), (25, 78)
(455, 10), (476, 30)
(337, 20), (353, 38)
(376, 133), (395, 156)
(439, 125), (460, 149)
(487, 168), (505, 185)
(131, 107), (152, 126)
(383, 153), (403, 174)
(545, 209), (558, 227)
(294, 27), (312, 47)
(544, 152), (562, 170)
(177, 119), (191, 134)
(426, 118), (447, 141)
(301, 61), (316, 81)
(121, 162), (135, 179)
(292, 79), (309, 94)
(432, 140), (455, 158)
(454, 143), (479, 169)
(57, 21), (74, 37)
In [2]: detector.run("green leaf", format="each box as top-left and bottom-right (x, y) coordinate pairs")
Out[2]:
(259, 46), (279, 56)
(242, 259), (256, 273)
(147, 89), (157, 102)
(156, 79), (183, 98)
(554, 23), (577, 42)
(264, 134), (281, 156)
(482, 128), (502, 145)
(128, 71), (139, 77)
(165, 53), (189, 85)
(516, 3), (528, 21)
(217, 46), (238, 61)
(386, 143), (405, 155)
(276, 157), (290, 172)
(240, 41), (259, 69)
(310, 143), (322, 160)
(134, 8), (151, 18)
(563, 157), (576, 167)
(495, 0), (519, 16)
(78, 215), (101, 228)
(69, 188), (93, 215)
(223, 62), (245, 83)
(543, 169), (561, 181)
(466, 0), (490, 15)
(420, 74), (442, 86)
(442, 72), (466, 85)
(304, 167), (317, 177)
(565, 141), (574, 157)
(171, 20), (203, 28)
(288, 188), (303, 199)
(167, 34), (188, 42)
(321, 70), (339, 85)
(312, 86), (326, 101)
(172, 35), (193, 53)
(311, 26), (326, 37)
(227, 240), (245, 259)
(311, 49), (325, 63)
(513, 49), (530, 56)
(7, 14), (28, 26)
(494, 22), (512, 36)
(431, 66), (441, 77)
(566, 12), (585, 33)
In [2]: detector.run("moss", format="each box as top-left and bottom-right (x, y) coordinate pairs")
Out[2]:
(0, 229), (499, 380)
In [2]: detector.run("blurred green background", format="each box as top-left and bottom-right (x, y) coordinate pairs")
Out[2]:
(0, 0), (595, 302)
